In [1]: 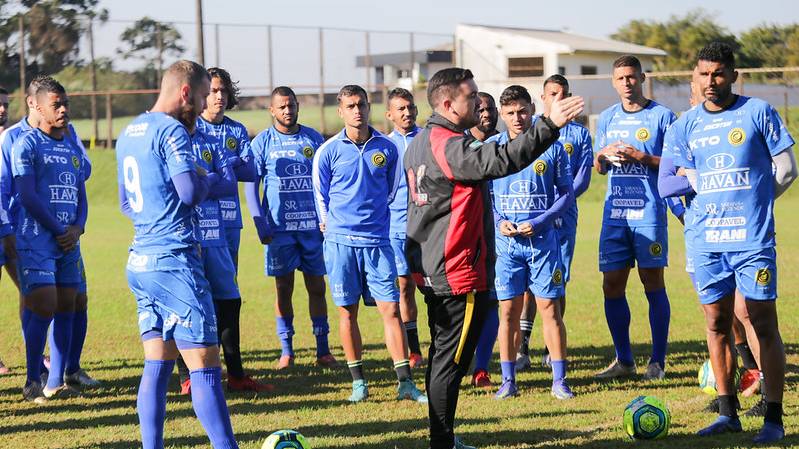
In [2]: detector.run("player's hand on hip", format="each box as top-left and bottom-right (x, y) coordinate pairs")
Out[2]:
(547, 96), (584, 128)
(516, 222), (534, 237)
(499, 220), (518, 237)
(57, 225), (82, 252)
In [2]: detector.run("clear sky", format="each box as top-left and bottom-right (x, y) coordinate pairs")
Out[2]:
(90, 0), (798, 94)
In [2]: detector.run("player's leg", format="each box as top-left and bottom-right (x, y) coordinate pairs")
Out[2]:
(732, 290), (762, 402)
(496, 294), (523, 399)
(65, 255), (100, 387)
(139, 335), (179, 449)
(0, 250), (7, 375)
(515, 292), (535, 371)
(274, 271), (296, 369)
(596, 225), (636, 377)
(471, 303), (498, 387)
(635, 226), (670, 380)
(298, 231), (335, 367)
(493, 238), (526, 398)
(43, 284), (79, 397)
(392, 235), (424, 367)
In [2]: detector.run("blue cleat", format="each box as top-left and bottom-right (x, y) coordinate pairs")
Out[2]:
(697, 415), (742, 436)
(753, 422), (784, 444)
(453, 436), (476, 449)
(551, 379), (575, 400)
(494, 379), (518, 399)
(397, 379), (428, 403)
(348, 379), (368, 402)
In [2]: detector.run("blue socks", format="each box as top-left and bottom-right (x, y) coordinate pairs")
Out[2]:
(275, 316), (295, 357)
(474, 305), (499, 372)
(66, 309), (88, 375)
(500, 360), (515, 382)
(138, 359), (174, 449)
(23, 309), (50, 384)
(604, 296), (634, 366)
(46, 311), (74, 389)
(551, 360), (567, 383)
(190, 367), (239, 449)
(645, 289), (670, 368)
(311, 315), (330, 358)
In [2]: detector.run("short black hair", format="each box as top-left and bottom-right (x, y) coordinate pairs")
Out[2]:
(543, 74), (569, 90)
(27, 75), (52, 98)
(387, 87), (414, 104)
(271, 85), (297, 101)
(0, 87), (7, 95)
(477, 92), (495, 104)
(32, 76), (66, 97)
(697, 41), (735, 69)
(427, 67), (474, 108)
(613, 55), (642, 72)
(337, 84), (368, 104)
(499, 85), (532, 106)
(208, 67), (240, 109)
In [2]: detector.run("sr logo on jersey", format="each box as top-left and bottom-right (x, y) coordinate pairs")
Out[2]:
(755, 268), (771, 286)
(302, 146), (314, 159)
(371, 152), (386, 168)
(533, 160), (547, 175)
(635, 128), (651, 142)
(728, 128), (746, 146)
(649, 242), (663, 256)
(563, 142), (574, 155)
(552, 268), (563, 285)
(202, 149), (213, 163)
(225, 137), (238, 152)
(71, 155), (80, 169)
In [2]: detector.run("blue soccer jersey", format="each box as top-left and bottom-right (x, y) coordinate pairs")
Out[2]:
(489, 131), (573, 229)
(1, 117), (33, 227)
(11, 128), (85, 255)
(251, 125), (324, 232)
(387, 126), (421, 237)
(195, 116), (252, 229)
(312, 127), (398, 245)
(191, 130), (232, 248)
(596, 101), (676, 226)
(671, 96), (795, 252)
(558, 121), (593, 229)
(116, 112), (197, 254)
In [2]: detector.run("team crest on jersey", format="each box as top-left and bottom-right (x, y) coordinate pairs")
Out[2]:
(534, 160), (547, 175)
(563, 142), (574, 155)
(302, 146), (314, 159)
(728, 127), (746, 146)
(635, 128), (651, 142)
(202, 149), (213, 163)
(552, 268), (563, 285)
(372, 152), (387, 168)
(649, 242), (663, 256)
(225, 137), (238, 152)
(71, 155), (80, 169)
(755, 268), (771, 286)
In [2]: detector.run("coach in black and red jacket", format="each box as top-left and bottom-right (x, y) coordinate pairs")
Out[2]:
(405, 67), (583, 449)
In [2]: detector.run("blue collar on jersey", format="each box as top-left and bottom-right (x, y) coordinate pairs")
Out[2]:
(389, 125), (421, 139)
(336, 126), (381, 144)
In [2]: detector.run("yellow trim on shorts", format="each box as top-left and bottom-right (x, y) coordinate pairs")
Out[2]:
(454, 292), (475, 365)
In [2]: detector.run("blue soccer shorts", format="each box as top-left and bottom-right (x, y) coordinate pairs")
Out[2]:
(17, 247), (82, 295)
(598, 225), (668, 272)
(390, 234), (411, 277)
(224, 226), (241, 268)
(77, 252), (88, 294)
(557, 225), (577, 284)
(201, 245), (240, 300)
(126, 248), (218, 346)
(684, 226), (697, 274)
(264, 230), (326, 277)
(693, 248), (777, 304)
(323, 240), (399, 307)
(494, 228), (565, 301)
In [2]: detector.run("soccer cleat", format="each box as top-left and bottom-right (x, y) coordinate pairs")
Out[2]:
(753, 421), (785, 444)
(179, 378), (192, 395)
(739, 369), (761, 397)
(397, 379), (428, 403)
(697, 415), (742, 436)
(551, 379), (575, 400)
(0, 359), (10, 375)
(515, 353), (531, 372)
(594, 359), (636, 379)
(744, 396), (767, 417)
(642, 362), (666, 380)
(276, 355), (294, 370)
(541, 352), (552, 368)
(494, 379), (518, 399)
(409, 352), (425, 369)
(228, 374), (274, 393)
(316, 353), (339, 368)
(453, 436), (477, 449)
(22, 381), (47, 404)
(42, 383), (81, 399)
(65, 369), (101, 388)
(705, 397), (720, 413)
(348, 379), (368, 402)
(471, 369), (492, 388)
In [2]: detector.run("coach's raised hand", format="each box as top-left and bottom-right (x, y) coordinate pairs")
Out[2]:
(546, 95), (584, 128)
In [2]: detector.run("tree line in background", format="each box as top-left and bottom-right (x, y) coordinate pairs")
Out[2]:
(0, 3), (796, 119)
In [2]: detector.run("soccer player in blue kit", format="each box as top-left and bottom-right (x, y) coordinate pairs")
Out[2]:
(12, 77), (87, 403)
(593, 55), (676, 381)
(0, 86), (13, 375)
(117, 60), (239, 449)
(312, 84), (426, 403)
(246, 86), (337, 370)
(670, 42), (796, 444)
(384, 87), (425, 368)
(196, 67), (256, 269)
(488, 85), (575, 400)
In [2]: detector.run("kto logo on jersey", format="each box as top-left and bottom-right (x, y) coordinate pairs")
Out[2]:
(302, 146), (314, 159)
(705, 153), (735, 171)
(606, 130), (629, 139)
(58, 172), (77, 186)
(43, 155), (68, 165)
(635, 128), (651, 142)
(202, 149), (212, 163)
(285, 163), (309, 176)
(728, 128), (746, 146)
(756, 268), (772, 286)
(563, 142), (574, 155)
(690, 135), (721, 149)
(371, 152), (386, 168)
(225, 137), (238, 152)
(509, 180), (536, 194)
(649, 242), (663, 256)
(533, 160), (547, 175)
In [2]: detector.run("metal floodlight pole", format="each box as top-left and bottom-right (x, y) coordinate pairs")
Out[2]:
(195, 0), (205, 66)
(88, 17), (99, 142)
(319, 27), (326, 134)
(365, 31), (371, 93)
(267, 25), (274, 94)
(214, 23), (220, 66)
(18, 15), (26, 117)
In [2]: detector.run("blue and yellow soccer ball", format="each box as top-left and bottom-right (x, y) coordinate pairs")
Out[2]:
(262, 430), (310, 449)
(698, 359), (741, 395)
(623, 395), (670, 440)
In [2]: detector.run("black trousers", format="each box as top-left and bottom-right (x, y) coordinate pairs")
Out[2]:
(425, 291), (491, 449)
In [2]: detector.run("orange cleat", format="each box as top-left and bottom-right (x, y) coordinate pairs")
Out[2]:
(277, 355), (294, 370)
(471, 369), (492, 388)
(409, 352), (426, 369)
(228, 374), (274, 393)
(316, 354), (339, 368)
(179, 379), (191, 396)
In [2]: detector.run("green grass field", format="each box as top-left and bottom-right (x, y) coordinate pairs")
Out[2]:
(0, 150), (796, 449)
